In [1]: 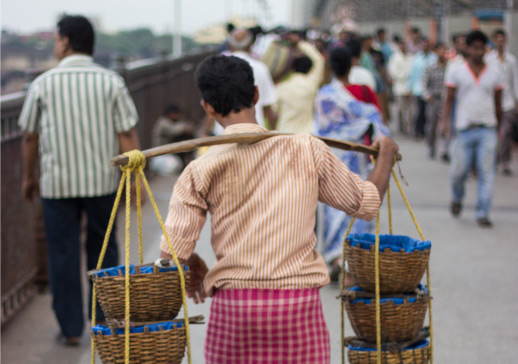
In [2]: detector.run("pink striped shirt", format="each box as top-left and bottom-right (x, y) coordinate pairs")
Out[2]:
(160, 123), (380, 296)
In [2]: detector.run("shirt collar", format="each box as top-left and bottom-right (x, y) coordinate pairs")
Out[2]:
(58, 54), (94, 67)
(223, 123), (267, 135)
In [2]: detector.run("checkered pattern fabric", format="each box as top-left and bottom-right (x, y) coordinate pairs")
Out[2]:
(204, 288), (330, 364)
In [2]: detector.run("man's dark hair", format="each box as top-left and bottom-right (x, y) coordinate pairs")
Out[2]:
(393, 34), (402, 43)
(465, 30), (488, 46)
(493, 29), (506, 38)
(452, 33), (465, 43)
(57, 15), (95, 55)
(195, 55), (255, 117)
(411, 27), (420, 34)
(292, 56), (313, 74)
(226, 23), (235, 33)
(434, 42), (446, 50)
(164, 103), (181, 115)
(330, 47), (352, 78)
(376, 28), (385, 37)
(345, 38), (362, 59)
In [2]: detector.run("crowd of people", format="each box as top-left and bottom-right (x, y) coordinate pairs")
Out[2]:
(16, 13), (517, 363)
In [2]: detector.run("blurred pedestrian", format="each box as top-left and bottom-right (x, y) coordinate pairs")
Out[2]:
(409, 38), (437, 138)
(486, 29), (518, 176)
(388, 38), (414, 134)
(375, 28), (394, 64)
(314, 47), (390, 282)
(406, 27), (422, 55)
(276, 35), (325, 133)
(228, 28), (278, 129)
(422, 43), (448, 159)
(442, 30), (503, 228)
(18, 15), (140, 345)
(150, 104), (195, 172)
(345, 38), (377, 91)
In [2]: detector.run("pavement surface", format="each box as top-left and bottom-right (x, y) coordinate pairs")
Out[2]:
(2, 130), (518, 364)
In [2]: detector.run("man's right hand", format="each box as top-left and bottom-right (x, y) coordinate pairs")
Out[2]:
(372, 136), (399, 159)
(22, 177), (39, 202)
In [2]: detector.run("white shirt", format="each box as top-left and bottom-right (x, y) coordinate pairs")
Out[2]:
(485, 50), (518, 112)
(349, 65), (376, 91)
(388, 51), (413, 96)
(445, 61), (504, 131)
(231, 51), (277, 128)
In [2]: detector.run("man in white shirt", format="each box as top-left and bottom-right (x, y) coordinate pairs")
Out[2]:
(345, 38), (377, 91)
(388, 39), (414, 134)
(486, 29), (518, 175)
(442, 30), (503, 228)
(229, 29), (278, 130)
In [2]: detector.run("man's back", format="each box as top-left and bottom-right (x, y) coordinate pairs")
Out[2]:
(18, 55), (138, 198)
(161, 123), (380, 296)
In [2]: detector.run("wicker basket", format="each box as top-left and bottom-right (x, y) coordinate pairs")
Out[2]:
(89, 263), (190, 322)
(343, 286), (429, 343)
(348, 340), (431, 364)
(346, 234), (431, 294)
(92, 322), (186, 364)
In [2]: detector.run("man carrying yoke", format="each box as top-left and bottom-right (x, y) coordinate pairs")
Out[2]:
(159, 55), (399, 364)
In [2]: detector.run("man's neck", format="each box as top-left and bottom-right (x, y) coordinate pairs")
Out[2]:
(497, 48), (505, 59)
(217, 108), (257, 129)
(468, 58), (485, 69)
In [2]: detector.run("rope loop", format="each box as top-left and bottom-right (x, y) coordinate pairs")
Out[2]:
(120, 150), (146, 172)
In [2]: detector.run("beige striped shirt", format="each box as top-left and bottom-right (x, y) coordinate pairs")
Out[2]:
(18, 55), (138, 198)
(160, 123), (380, 296)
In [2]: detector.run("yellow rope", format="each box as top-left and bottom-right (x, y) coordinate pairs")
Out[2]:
(91, 176), (126, 364)
(340, 217), (356, 364)
(374, 211), (381, 364)
(391, 168), (433, 364)
(90, 150), (192, 364)
(136, 173), (144, 264)
(123, 169), (132, 364)
(387, 183), (393, 235)
(138, 168), (192, 364)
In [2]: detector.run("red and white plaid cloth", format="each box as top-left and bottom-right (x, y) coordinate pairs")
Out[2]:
(204, 288), (330, 364)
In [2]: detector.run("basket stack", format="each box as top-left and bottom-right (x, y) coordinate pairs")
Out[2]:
(89, 262), (190, 364)
(342, 233), (432, 364)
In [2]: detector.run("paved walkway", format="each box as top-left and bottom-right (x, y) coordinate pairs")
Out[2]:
(2, 131), (518, 364)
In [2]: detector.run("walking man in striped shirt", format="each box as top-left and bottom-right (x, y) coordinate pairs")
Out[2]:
(159, 55), (399, 363)
(19, 15), (140, 346)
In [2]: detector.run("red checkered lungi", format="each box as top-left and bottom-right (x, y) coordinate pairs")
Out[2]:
(204, 288), (330, 364)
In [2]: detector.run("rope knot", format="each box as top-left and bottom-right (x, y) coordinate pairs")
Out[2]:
(120, 150), (146, 172)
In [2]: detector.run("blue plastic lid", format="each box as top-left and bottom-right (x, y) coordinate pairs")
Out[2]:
(349, 339), (429, 352)
(94, 264), (188, 278)
(348, 284), (428, 305)
(347, 233), (431, 253)
(92, 321), (183, 336)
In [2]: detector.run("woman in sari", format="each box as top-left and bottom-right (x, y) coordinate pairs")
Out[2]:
(315, 47), (390, 282)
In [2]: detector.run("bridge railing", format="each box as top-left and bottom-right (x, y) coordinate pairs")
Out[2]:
(0, 49), (215, 325)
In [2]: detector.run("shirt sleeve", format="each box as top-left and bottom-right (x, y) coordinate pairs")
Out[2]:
(113, 78), (139, 132)
(18, 80), (42, 133)
(297, 41), (325, 91)
(257, 63), (277, 107)
(310, 137), (381, 220)
(444, 64), (457, 88)
(159, 163), (208, 260)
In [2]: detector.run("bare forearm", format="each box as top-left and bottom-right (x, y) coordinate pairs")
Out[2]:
(366, 150), (394, 202)
(118, 127), (141, 153)
(495, 90), (503, 129)
(22, 133), (39, 178)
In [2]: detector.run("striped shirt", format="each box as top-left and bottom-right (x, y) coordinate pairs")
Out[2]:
(18, 55), (138, 198)
(160, 123), (381, 296)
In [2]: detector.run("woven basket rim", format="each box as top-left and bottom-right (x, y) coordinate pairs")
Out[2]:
(87, 262), (188, 279)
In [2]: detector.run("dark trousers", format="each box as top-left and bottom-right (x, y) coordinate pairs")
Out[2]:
(414, 96), (427, 138)
(42, 194), (119, 337)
